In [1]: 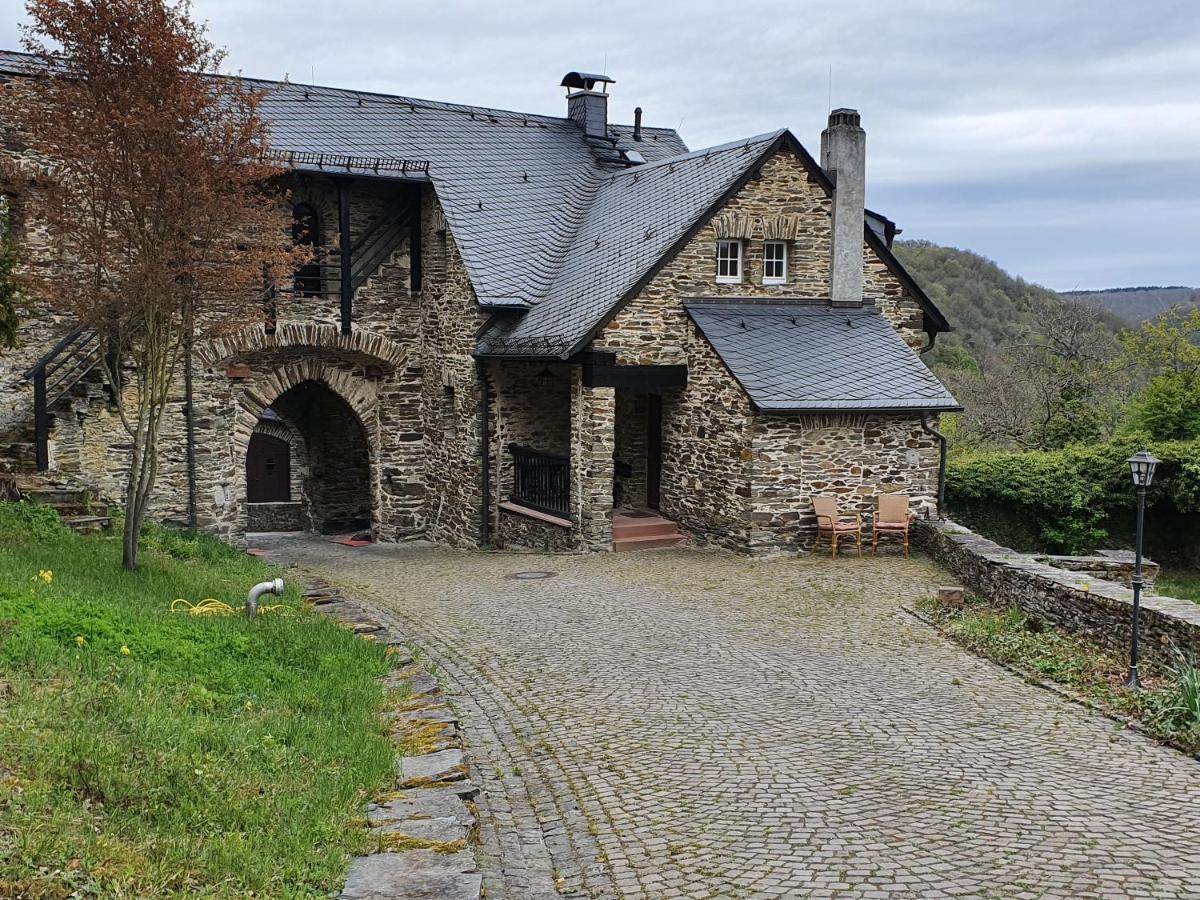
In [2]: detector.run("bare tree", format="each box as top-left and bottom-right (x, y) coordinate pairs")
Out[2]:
(6, 0), (302, 568)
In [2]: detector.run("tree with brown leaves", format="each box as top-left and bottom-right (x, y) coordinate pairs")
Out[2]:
(6, 0), (301, 569)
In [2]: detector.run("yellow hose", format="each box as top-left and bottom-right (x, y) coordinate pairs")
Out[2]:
(171, 598), (290, 616)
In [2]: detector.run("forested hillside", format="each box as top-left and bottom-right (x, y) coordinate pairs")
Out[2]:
(892, 239), (1123, 371)
(1063, 286), (1199, 324)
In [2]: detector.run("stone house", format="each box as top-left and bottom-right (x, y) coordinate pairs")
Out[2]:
(0, 56), (958, 554)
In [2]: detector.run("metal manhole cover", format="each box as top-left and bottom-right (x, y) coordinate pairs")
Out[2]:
(507, 570), (557, 580)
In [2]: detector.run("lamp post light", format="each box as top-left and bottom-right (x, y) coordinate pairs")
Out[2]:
(1125, 448), (1160, 689)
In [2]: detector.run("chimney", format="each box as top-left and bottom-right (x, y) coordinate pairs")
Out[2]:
(821, 108), (866, 307)
(633, 106), (643, 141)
(561, 71), (614, 139)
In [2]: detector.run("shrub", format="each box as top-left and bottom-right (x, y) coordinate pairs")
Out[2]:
(1125, 374), (1200, 441)
(947, 437), (1200, 554)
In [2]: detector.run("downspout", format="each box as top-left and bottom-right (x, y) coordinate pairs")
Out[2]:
(921, 412), (948, 517)
(184, 335), (197, 530)
(478, 360), (492, 547)
(917, 327), (947, 516)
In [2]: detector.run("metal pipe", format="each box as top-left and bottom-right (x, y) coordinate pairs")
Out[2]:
(920, 413), (948, 516)
(478, 360), (493, 547)
(246, 577), (284, 619)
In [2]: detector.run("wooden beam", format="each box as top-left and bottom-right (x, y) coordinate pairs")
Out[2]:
(581, 363), (688, 391)
(337, 179), (352, 335)
(410, 189), (422, 293)
(33, 367), (48, 471)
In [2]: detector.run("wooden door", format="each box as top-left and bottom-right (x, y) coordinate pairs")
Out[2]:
(246, 433), (291, 503)
(646, 395), (663, 510)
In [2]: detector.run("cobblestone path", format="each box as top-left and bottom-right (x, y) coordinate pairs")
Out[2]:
(261, 536), (1200, 899)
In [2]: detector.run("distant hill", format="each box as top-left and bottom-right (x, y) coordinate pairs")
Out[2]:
(891, 239), (1123, 370)
(1062, 286), (1199, 324)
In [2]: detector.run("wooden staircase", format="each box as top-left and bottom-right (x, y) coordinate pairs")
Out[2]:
(612, 509), (685, 551)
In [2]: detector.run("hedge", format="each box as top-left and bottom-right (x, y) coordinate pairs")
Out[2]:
(946, 438), (1200, 555)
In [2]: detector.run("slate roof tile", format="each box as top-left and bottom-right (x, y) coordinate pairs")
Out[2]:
(684, 301), (960, 413)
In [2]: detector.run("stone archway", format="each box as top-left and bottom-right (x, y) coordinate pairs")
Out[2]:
(196, 323), (409, 371)
(230, 361), (380, 537)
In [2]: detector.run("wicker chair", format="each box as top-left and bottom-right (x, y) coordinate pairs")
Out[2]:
(872, 493), (913, 556)
(811, 496), (862, 559)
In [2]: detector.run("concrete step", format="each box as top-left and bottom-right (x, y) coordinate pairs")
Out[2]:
(62, 515), (111, 534)
(613, 533), (685, 552)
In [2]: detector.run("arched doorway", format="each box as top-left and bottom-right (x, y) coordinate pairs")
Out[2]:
(264, 379), (372, 534)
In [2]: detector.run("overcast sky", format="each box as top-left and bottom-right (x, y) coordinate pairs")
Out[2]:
(3, 0), (1198, 290)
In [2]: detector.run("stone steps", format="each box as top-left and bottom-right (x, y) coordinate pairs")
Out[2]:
(8, 478), (112, 534)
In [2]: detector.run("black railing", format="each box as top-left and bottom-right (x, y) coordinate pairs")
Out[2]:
(23, 328), (104, 471)
(508, 444), (570, 518)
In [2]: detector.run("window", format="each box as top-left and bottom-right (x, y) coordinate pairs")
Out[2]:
(716, 239), (742, 283)
(292, 203), (322, 297)
(763, 241), (787, 284)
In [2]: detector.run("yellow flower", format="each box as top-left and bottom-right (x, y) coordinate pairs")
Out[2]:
(120, 645), (131, 656)
(39, 569), (53, 584)
(244, 700), (253, 711)
(74, 635), (86, 648)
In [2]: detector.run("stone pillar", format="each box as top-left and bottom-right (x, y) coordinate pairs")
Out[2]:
(569, 367), (615, 551)
(820, 108), (866, 307)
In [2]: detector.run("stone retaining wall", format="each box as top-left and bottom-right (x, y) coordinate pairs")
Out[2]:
(246, 501), (309, 532)
(915, 519), (1200, 666)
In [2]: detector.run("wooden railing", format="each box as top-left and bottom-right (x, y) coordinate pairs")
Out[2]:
(508, 444), (570, 517)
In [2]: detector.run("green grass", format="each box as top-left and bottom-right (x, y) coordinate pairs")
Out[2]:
(916, 594), (1200, 756)
(0, 503), (397, 898)
(1156, 568), (1200, 604)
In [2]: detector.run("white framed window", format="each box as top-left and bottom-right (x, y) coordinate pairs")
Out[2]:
(716, 239), (742, 283)
(763, 241), (788, 284)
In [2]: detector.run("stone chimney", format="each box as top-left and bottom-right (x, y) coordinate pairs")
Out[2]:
(561, 71), (614, 139)
(821, 108), (866, 307)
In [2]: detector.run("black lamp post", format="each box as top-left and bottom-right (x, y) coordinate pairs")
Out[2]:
(1125, 448), (1160, 689)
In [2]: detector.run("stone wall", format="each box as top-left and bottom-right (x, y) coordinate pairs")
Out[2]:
(749, 413), (940, 554)
(496, 504), (577, 552)
(915, 519), (1200, 666)
(613, 391), (648, 509)
(417, 187), (489, 547)
(246, 501), (309, 532)
(658, 327), (753, 550)
(569, 368), (615, 551)
(490, 361), (572, 500)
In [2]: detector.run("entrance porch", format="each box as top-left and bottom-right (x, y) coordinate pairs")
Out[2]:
(488, 357), (686, 552)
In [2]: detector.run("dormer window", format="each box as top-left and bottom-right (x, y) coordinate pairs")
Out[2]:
(763, 241), (787, 285)
(716, 239), (742, 284)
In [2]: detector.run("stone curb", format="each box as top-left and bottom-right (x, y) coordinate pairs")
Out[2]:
(900, 604), (1200, 762)
(300, 576), (483, 900)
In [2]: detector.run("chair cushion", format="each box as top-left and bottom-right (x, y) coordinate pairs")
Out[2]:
(875, 521), (908, 530)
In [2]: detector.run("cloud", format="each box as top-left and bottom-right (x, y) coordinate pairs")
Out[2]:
(0, 0), (1197, 287)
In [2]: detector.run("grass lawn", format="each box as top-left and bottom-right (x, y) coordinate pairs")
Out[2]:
(0, 503), (398, 898)
(1156, 568), (1200, 604)
(916, 594), (1200, 757)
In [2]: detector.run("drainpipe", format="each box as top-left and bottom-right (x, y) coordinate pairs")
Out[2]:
(921, 412), (948, 517)
(184, 335), (197, 530)
(246, 577), (284, 619)
(478, 360), (492, 547)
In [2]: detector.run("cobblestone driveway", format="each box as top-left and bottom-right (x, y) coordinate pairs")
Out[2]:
(263, 536), (1200, 899)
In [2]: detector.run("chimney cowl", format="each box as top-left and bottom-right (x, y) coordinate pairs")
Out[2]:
(826, 107), (862, 129)
(563, 71), (613, 139)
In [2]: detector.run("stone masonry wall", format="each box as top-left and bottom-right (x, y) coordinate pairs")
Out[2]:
(613, 390), (648, 509)
(657, 326), (753, 550)
(496, 505), (577, 552)
(490, 361), (572, 501)
(569, 368), (615, 550)
(916, 518), (1200, 667)
(749, 413), (940, 554)
(417, 186), (490, 547)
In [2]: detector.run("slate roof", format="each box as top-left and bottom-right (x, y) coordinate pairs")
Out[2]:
(478, 131), (785, 358)
(0, 51), (952, 366)
(684, 300), (961, 413)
